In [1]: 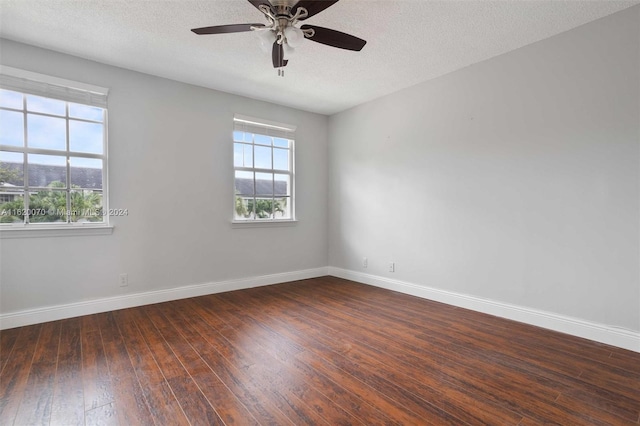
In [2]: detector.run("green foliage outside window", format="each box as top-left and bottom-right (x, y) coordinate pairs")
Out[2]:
(0, 167), (19, 185)
(235, 194), (286, 219)
(0, 180), (103, 223)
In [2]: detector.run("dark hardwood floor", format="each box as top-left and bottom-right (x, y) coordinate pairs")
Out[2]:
(1, 276), (639, 425)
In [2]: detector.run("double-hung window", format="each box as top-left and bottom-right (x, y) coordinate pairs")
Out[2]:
(0, 67), (109, 230)
(233, 115), (295, 222)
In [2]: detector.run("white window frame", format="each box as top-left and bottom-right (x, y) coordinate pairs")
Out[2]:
(232, 114), (296, 226)
(0, 66), (112, 238)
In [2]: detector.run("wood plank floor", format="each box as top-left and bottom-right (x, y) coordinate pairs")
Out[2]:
(1, 276), (639, 425)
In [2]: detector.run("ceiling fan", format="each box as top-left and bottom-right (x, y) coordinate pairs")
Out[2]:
(191, 0), (366, 75)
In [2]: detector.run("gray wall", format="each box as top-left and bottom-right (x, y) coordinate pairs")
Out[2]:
(2, 6), (639, 335)
(328, 7), (640, 331)
(0, 39), (328, 314)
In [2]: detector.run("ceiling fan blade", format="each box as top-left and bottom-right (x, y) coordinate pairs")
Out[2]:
(292, 0), (339, 20)
(247, 0), (272, 12)
(272, 42), (289, 68)
(300, 25), (366, 51)
(191, 24), (264, 35)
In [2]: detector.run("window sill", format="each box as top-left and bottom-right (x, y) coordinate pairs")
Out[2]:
(0, 225), (114, 239)
(231, 220), (298, 229)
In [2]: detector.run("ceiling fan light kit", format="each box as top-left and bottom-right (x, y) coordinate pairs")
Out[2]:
(191, 0), (366, 75)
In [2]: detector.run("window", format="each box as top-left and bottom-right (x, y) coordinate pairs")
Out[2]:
(0, 67), (109, 228)
(233, 115), (295, 222)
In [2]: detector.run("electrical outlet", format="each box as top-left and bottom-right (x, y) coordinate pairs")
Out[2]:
(389, 262), (395, 272)
(363, 257), (368, 268)
(119, 273), (129, 287)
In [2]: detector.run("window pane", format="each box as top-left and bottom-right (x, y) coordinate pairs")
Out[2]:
(274, 196), (291, 219)
(70, 157), (102, 189)
(233, 143), (243, 167)
(273, 137), (289, 148)
(28, 154), (66, 188)
(253, 198), (273, 219)
(274, 174), (290, 196)
(28, 190), (67, 223)
(254, 134), (271, 146)
(243, 144), (253, 168)
(255, 172), (273, 196)
(0, 110), (25, 147)
(69, 103), (103, 122)
(0, 89), (23, 109)
(70, 190), (103, 222)
(254, 145), (271, 169)
(26, 95), (65, 116)
(234, 196), (253, 220)
(233, 131), (251, 142)
(69, 120), (103, 154)
(27, 114), (66, 150)
(234, 143), (253, 168)
(273, 148), (289, 171)
(235, 170), (253, 195)
(1, 151), (24, 186)
(0, 189), (25, 223)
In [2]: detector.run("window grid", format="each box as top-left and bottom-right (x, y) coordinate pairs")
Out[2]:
(233, 122), (294, 222)
(0, 90), (107, 225)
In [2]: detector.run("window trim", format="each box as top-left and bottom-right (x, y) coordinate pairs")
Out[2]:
(0, 224), (114, 239)
(232, 114), (296, 224)
(230, 220), (297, 229)
(0, 66), (109, 106)
(0, 66), (111, 236)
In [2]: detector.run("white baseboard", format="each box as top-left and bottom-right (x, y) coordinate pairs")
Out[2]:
(0, 267), (329, 330)
(4, 265), (638, 354)
(329, 267), (640, 353)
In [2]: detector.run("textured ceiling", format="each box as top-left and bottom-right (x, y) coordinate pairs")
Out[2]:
(0, 0), (638, 115)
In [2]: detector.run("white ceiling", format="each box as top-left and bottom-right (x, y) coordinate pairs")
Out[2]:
(0, 0), (638, 115)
